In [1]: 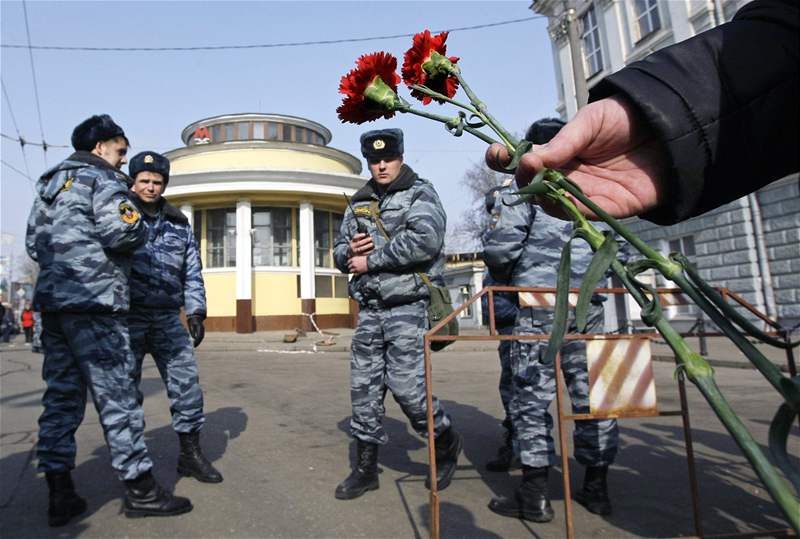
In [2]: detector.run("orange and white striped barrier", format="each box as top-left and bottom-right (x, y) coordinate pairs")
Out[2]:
(587, 337), (657, 416)
(518, 291), (579, 308)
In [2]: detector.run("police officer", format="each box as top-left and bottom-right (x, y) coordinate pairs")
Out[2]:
(333, 129), (462, 499)
(483, 119), (619, 522)
(127, 151), (222, 484)
(481, 187), (520, 472)
(26, 115), (192, 526)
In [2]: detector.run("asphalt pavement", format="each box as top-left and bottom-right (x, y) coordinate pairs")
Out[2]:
(1, 331), (797, 538)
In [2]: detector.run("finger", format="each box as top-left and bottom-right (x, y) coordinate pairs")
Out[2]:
(485, 143), (512, 172)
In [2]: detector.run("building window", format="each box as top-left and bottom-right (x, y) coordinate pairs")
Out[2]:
(295, 126), (305, 143)
(634, 0), (661, 42)
(193, 210), (202, 247)
(314, 210), (343, 268)
(224, 123), (235, 141)
(282, 124), (292, 142)
(334, 275), (349, 298)
(669, 235), (695, 259)
(268, 122), (278, 140)
(305, 129), (313, 144)
(211, 125), (221, 143)
(253, 122), (264, 139)
(206, 209), (236, 268)
(252, 207), (293, 267)
(238, 122), (249, 140)
(315, 133), (325, 145)
(581, 6), (604, 77)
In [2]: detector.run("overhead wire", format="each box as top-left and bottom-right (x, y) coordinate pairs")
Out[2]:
(0, 15), (544, 52)
(21, 0), (48, 167)
(1, 78), (35, 189)
(1, 133), (68, 148)
(1, 159), (35, 183)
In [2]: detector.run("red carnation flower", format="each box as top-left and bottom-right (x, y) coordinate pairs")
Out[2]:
(337, 52), (402, 124)
(402, 30), (460, 105)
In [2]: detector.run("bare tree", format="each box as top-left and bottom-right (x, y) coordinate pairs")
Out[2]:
(455, 161), (506, 243)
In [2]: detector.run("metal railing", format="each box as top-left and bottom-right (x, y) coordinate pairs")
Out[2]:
(421, 285), (797, 539)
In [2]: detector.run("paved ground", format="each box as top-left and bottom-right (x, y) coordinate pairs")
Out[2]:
(1, 331), (797, 538)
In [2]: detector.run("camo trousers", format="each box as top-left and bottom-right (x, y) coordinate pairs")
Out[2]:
(37, 312), (153, 480)
(510, 304), (619, 468)
(497, 325), (514, 431)
(349, 299), (452, 444)
(128, 310), (205, 433)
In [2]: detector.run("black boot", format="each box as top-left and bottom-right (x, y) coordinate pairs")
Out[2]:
(123, 471), (193, 518)
(488, 466), (555, 522)
(486, 428), (521, 472)
(424, 427), (463, 491)
(177, 431), (223, 483)
(45, 471), (87, 527)
(574, 465), (612, 515)
(335, 440), (379, 500)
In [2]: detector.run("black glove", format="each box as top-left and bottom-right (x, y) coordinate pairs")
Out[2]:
(187, 315), (205, 348)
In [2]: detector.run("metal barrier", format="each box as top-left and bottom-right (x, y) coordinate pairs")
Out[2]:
(422, 285), (797, 539)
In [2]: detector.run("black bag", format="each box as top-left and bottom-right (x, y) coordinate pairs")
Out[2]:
(368, 201), (459, 351)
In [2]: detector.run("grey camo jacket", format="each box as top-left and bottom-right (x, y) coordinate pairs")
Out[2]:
(334, 164), (446, 307)
(129, 200), (206, 317)
(26, 152), (146, 313)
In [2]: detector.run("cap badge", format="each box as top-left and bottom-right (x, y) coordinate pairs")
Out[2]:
(372, 139), (386, 150)
(144, 155), (154, 164)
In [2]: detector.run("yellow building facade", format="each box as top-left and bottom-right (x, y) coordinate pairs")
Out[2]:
(163, 113), (365, 332)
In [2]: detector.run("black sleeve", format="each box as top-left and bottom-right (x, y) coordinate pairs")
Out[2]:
(589, 0), (799, 225)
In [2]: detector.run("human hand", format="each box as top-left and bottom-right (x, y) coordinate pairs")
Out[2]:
(347, 255), (369, 275)
(486, 96), (668, 220)
(349, 233), (374, 257)
(187, 315), (205, 347)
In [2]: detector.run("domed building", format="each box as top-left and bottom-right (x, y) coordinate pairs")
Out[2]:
(163, 113), (365, 332)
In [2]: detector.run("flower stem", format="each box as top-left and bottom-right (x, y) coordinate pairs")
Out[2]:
(398, 103), (499, 146)
(409, 84), (478, 115)
(453, 70), (518, 151)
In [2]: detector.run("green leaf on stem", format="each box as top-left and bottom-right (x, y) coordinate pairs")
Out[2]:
(768, 402), (800, 494)
(576, 232), (618, 333)
(543, 235), (573, 366)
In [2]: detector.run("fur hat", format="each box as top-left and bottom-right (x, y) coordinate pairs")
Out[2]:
(71, 114), (128, 151)
(524, 118), (566, 145)
(360, 128), (404, 160)
(128, 151), (170, 185)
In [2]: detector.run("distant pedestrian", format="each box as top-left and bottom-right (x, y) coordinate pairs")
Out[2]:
(1, 303), (14, 343)
(21, 302), (35, 344)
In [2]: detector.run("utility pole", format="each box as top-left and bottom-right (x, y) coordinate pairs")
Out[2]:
(564, 0), (589, 110)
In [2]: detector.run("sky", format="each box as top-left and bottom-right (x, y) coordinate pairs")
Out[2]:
(0, 0), (558, 277)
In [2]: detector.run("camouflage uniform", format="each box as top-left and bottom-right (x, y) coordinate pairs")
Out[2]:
(128, 200), (206, 433)
(334, 164), (452, 444)
(480, 271), (518, 431)
(482, 183), (619, 469)
(26, 152), (153, 481)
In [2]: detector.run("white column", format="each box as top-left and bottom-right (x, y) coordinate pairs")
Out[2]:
(472, 267), (485, 326)
(180, 204), (194, 229)
(299, 201), (315, 300)
(235, 199), (252, 300)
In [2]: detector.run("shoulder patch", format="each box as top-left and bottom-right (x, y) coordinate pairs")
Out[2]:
(353, 206), (371, 217)
(60, 177), (75, 193)
(119, 201), (140, 224)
